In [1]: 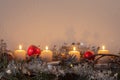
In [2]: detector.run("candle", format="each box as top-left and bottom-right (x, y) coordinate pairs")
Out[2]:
(14, 45), (26, 60)
(98, 45), (109, 54)
(97, 45), (110, 64)
(69, 47), (80, 61)
(40, 46), (53, 62)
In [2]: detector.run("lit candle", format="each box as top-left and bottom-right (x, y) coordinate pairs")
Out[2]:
(98, 45), (109, 54)
(40, 46), (53, 62)
(14, 45), (26, 60)
(97, 45), (110, 64)
(69, 47), (80, 61)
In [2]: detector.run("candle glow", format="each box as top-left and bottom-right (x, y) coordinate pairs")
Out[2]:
(97, 45), (110, 64)
(98, 45), (109, 54)
(40, 46), (53, 62)
(19, 45), (22, 50)
(73, 47), (76, 51)
(14, 44), (26, 60)
(102, 45), (105, 50)
(69, 47), (80, 61)
(46, 46), (48, 50)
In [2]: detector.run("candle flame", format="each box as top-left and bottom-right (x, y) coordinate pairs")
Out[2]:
(19, 45), (22, 50)
(73, 47), (76, 51)
(46, 46), (48, 50)
(102, 45), (105, 50)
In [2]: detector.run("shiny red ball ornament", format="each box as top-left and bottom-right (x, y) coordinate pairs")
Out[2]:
(35, 48), (41, 55)
(27, 45), (41, 56)
(83, 51), (95, 60)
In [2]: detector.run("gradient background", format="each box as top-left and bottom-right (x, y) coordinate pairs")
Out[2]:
(0, 0), (120, 53)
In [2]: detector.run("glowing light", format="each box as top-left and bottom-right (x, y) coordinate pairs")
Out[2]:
(73, 47), (76, 51)
(46, 46), (48, 50)
(70, 64), (73, 67)
(102, 45), (105, 50)
(19, 45), (22, 50)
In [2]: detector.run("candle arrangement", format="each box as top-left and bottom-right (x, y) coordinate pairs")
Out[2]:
(0, 40), (120, 80)
(12, 43), (113, 63)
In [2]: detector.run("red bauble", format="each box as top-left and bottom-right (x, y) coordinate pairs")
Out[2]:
(83, 51), (95, 60)
(27, 45), (41, 56)
(35, 48), (41, 55)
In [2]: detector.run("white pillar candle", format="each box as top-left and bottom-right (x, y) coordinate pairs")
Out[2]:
(69, 47), (80, 61)
(14, 45), (26, 60)
(40, 46), (53, 62)
(98, 45), (109, 54)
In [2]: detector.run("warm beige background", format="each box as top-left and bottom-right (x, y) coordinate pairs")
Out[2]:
(0, 0), (120, 53)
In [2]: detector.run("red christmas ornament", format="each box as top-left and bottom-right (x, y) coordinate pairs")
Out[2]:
(27, 45), (41, 56)
(83, 51), (95, 60)
(35, 48), (41, 55)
